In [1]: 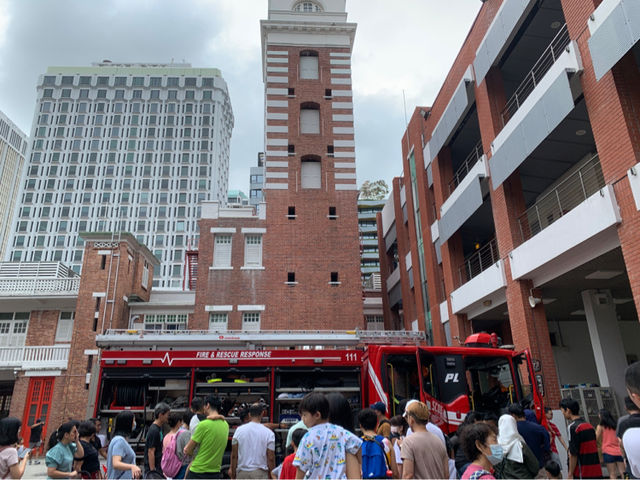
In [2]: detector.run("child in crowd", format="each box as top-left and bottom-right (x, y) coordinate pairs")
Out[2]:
(293, 392), (362, 479)
(276, 428), (306, 479)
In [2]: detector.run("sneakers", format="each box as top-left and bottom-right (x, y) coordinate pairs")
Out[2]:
(33, 460), (41, 465)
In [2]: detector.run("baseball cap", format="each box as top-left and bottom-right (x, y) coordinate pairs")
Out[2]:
(370, 402), (386, 414)
(403, 400), (430, 421)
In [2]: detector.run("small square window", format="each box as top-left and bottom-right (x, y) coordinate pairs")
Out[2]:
(327, 145), (334, 156)
(325, 89), (332, 98)
(288, 144), (295, 155)
(329, 206), (337, 219)
(288, 206), (296, 218)
(330, 272), (339, 283)
(287, 272), (296, 283)
(287, 87), (295, 97)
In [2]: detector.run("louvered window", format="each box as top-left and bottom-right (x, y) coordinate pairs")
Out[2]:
(55, 312), (74, 342)
(300, 54), (319, 79)
(209, 313), (228, 332)
(242, 312), (261, 331)
(300, 109), (320, 134)
(244, 235), (263, 268)
(301, 160), (321, 189)
(213, 235), (232, 268)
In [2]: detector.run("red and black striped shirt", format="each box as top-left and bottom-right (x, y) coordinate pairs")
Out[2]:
(568, 418), (602, 479)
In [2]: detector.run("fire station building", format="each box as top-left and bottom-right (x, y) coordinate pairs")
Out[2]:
(378, 0), (640, 409)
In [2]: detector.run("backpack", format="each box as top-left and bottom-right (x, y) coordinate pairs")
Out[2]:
(361, 435), (390, 479)
(160, 430), (183, 478)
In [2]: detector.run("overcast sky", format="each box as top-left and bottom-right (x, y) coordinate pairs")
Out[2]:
(0, 0), (481, 193)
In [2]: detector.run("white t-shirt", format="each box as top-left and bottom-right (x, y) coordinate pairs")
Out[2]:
(189, 414), (201, 433)
(622, 427), (640, 477)
(393, 439), (403, 465)
(232, 421), (275, 472)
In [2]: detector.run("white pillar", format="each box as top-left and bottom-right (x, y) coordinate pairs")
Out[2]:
(581, 289), (628, 405)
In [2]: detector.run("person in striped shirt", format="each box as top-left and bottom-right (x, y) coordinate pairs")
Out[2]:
(560, 398), (602, 479)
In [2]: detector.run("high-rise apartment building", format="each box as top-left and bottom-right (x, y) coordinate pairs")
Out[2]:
(8, 62), (233, 288)
(358, 198), (385, 279)
(249, 152), (265, 207)
(0, 110), (28, 261)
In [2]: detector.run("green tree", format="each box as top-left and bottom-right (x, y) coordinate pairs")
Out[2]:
(359, 180), (389, 200)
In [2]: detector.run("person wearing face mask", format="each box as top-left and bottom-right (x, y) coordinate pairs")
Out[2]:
(459, 423), (501, 480)
(106, 411), (141, 479)
(494, 414), (539, 479)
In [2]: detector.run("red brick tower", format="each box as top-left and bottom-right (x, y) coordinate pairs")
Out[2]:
(259, 0), (363, 329)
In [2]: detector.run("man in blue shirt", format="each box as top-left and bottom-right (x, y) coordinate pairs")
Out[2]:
(508, 403), (550, 467)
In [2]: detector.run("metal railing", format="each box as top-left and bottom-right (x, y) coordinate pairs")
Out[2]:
(501, 24), (571, 127)
(0, 277), (80, 296)
(449, 141), (484, 194)
(457, 238), (499, 287)
(0, 345), (70, 369)
(517, 154), (605, 243)
(363, 273), (382, 291)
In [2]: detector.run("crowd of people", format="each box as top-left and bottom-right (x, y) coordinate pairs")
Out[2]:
(0, 360), (638, 479)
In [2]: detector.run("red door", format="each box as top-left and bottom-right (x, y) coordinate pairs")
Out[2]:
(22, 377), (55, 448)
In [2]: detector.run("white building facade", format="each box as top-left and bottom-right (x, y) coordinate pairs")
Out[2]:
(7, 62), (234, 288)
(0, 111), (28, 262)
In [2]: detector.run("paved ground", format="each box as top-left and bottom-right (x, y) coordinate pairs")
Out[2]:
(22, 459), (109, 478)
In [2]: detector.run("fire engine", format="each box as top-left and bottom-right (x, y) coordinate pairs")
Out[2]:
(92, 329), (543, 460)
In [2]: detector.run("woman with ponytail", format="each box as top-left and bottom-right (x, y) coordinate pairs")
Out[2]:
(45, 422), (84, 479)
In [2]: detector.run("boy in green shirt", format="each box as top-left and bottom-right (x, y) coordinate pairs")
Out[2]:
(184, 395), (229, 479)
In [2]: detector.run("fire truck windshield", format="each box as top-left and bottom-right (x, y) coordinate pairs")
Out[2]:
(465, 356), (517, 414)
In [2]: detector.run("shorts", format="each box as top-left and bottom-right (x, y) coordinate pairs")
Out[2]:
(602, 453), (624, 463)
(185, 471), (223, 479)
(30, 440), (42, 448)
(237, 469), (269, 479)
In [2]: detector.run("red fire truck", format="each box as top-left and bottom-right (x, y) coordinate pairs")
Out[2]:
(92, 329), (544, 448)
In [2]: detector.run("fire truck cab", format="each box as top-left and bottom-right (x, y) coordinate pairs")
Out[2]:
(365, 333), (542, 434)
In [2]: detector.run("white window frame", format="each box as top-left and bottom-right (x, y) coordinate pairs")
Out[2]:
(0, 312), (30, 347)
(241, 312), (261, 331)
(55, 312), (75, 342)
(142, 260), (149, 289)
(213, 234), (233, 269)
(209, 313), (229, 332)
(243, 234), (263, 269)
(365, 315), (385, 331)
(143, 313), (188, 331)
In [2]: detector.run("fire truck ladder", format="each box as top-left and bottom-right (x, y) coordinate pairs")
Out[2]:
(96, 329), (427, 349)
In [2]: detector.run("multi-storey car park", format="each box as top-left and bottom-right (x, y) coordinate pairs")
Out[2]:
(7, 62), (234, 288)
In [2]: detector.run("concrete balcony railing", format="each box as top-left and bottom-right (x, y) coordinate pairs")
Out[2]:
(0, 345), (70, 370)
(0, 277), (80, 297)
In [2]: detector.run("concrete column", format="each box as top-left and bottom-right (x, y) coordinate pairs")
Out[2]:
(581, 289), (629, 404)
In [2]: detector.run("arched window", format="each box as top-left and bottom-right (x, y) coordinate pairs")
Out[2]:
(293, 1), (323, 13)
(300, 102), (320, 134)
(300, 50), (319, 80)
(301, 155), (321, 189)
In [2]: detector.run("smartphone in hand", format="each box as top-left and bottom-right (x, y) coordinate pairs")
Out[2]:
(17, 447), (31, 459)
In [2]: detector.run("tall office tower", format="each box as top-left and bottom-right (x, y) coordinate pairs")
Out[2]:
(9, 62), (233, 288)
(249, 152), (265, 208)
(260, 0), (363, 328)
(0, 110), (28, 261)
